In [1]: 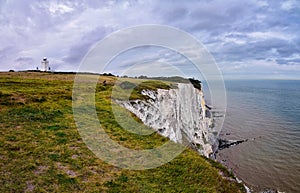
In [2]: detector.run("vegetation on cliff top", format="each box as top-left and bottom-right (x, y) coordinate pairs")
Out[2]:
(0, 72), (245, 192)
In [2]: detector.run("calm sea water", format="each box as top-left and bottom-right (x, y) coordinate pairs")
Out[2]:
(215, 80), (300, 193)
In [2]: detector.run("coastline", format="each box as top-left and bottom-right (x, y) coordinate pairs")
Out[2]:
(209, 110), (252, 192)
(215, 146), (280, 193)
(210, 79), (300, 193)
(209, 108), (264, 193)
(214, 142), (253, 192)
(214, 131), (284, 193)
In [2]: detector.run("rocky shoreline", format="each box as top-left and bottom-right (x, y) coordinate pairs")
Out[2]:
(214, 135), (284, 193)
(211, 137), (251, 192)
(217, 138), (248, 150)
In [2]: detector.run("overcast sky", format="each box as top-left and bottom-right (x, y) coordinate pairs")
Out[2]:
(0, 0), (299, 79)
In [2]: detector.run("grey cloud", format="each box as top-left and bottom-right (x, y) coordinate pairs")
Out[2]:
(0, 0), (299, 78)
(162, 7), (188, 21)
(160, 0), (251, 35)
(63, 26), (111, 64)
(0, 46), (18, 64)
(276, 58), (300, 65)
(13, 57), (34, 69)
(62, 42), (91, 64)
(15, 57), (34, 62)
(0, 46), (14, 58)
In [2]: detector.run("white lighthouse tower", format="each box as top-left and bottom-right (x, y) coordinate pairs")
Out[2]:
(41, 57), (49, 71)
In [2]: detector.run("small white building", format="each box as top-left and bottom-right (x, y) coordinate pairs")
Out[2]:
(41, 57), (50, 71)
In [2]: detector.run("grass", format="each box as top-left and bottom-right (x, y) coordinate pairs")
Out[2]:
(0, 72), (245, 192)
(112, 79), (176, 100)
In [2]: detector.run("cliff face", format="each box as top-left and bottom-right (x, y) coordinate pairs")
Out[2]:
(117, 83), (216, 157)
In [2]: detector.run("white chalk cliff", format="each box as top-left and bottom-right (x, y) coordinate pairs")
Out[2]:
(117, 83), (216, 157)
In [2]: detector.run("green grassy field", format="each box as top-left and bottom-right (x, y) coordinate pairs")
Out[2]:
(0, 72), (245, 192)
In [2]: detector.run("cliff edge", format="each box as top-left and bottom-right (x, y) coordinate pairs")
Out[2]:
(117, 83), (217, 158)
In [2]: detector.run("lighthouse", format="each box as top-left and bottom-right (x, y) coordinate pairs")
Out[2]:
(41, 57), (49, 72)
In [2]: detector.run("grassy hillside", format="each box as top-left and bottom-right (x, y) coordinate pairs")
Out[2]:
(0, 72), (245, 192)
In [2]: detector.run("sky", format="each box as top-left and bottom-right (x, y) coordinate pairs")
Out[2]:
(0, 0), (300, 79)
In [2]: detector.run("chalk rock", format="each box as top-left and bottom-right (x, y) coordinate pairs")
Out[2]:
(117, 83), (216, 157)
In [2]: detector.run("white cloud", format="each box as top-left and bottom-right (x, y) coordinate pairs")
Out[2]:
(257, 0), (269, 7)
(281, 0), (297, 11)
(48, 3), (74, 14)
(247, 31), (294, 41)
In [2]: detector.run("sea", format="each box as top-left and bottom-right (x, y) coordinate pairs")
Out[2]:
(209, 80), (300, 193)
